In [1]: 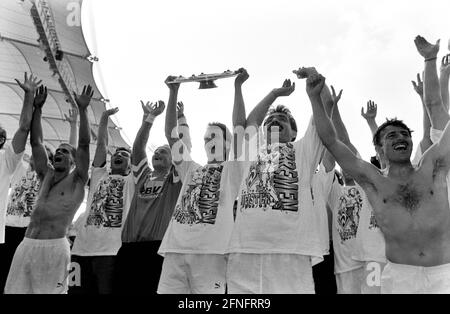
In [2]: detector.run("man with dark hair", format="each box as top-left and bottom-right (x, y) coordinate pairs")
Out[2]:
(372, 119), (413, 147)
(226, 68), (332, 294)
(114, 100), (191, 295)
(0, 73), (41, 292)
(307, 33), (450, 292)
(5, 85), (93, 294)
(157, 70), (245, 294)
(264, 105), (298, 141)
(70, 105), (135, 295)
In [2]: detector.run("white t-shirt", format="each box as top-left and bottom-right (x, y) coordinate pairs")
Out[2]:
(0, 144), (23, 243)
(352, 181), (386, 263)
(6, 167), (39, 228)
(430, 127), (450, 206)
(328, 181), (365, 273)
(158, 154), (241, 255)
(226, 119), (325, 259)
(311, 164), (335, 258)
(71, 162), (137, 256)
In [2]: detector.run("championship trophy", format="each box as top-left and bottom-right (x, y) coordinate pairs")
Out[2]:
(167, 69), (241, 89)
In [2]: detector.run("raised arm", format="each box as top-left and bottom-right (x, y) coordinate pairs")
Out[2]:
(361, 100), (379, 137)
(72, 85), (93, 184)
(306, 73), (378, 186)
(93, 107), (119, 167)
(415, 36), (450, 130)
(412, 73), (433, 152)
(294, 66), (335, 117)
(422, 119), (450, 174)
(164, 76), (181, 149)
(233, 68), (249, 159)
(330, 86), (358, 155)
(64, 106), (79, 147)
(12, 73), (41, 154)
(30, 85), (50, 179)
(440, 54), (450, 112)
(245, 79), (295, 128)
(131, 100), (165, 166)
(177, 101), (192, 152)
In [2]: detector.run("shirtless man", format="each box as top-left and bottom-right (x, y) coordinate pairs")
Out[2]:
(305, 53), (450, 293)
(5, 85), (93, 294)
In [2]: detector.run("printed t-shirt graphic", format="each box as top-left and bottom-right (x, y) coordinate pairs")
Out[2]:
(240, 143), (299, 212)
(6, 170), (40, 227)
(328, 181), (365, 273)
(71, 163), (137, 256)
(173, 164), (223, 225)
(336, 186), (362, 243)
(159, 143), (240, 255)
(0, 144), (24, 243)
(227, 119), (326, 258)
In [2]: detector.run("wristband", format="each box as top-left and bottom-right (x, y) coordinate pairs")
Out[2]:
(425, 57), (437, 62)
(145, 114), (156, 124)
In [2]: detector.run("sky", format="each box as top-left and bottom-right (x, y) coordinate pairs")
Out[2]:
(81, 0), (450, 165)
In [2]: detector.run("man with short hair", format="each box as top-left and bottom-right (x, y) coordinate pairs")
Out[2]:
(306, 36), (450, 292)
(70, 106), (135, 295)
(5, 85), (94, 294)
(226, 68), (331, 294)
(157, 71), (244, 294)
(0, 73), (41, 292)
(114, 101), (191, 295)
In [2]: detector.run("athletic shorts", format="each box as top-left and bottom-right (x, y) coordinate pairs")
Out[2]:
(226, 253), (314, 294)
(157, 253), (227, 294)
(335, 267), (363, 294)
(381, 261), (450, 294)
(4, 237), (70, 294)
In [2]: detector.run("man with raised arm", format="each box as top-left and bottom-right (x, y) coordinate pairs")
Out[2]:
(157, 70), (245, 294)
(418, 37), (450, 210)
(70, 106), (135, 295)
(306, 51), (450, 293)
(226, 67), (331, 294)
(114, 101), (190, 295)
(0, 73), (39, 292)
(439, 53), (450, 113)
(4, 85), (94, 294)
(4, 103), (77, 293)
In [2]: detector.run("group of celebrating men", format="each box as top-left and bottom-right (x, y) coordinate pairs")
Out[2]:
(0, 35), (450, 294)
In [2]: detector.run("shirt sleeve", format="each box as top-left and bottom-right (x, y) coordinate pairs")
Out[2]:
(171, 140), (200, 182)
(3, 144), (24, 176)
(430, 128), (443, 144)
(223, 161), (246, 201)
(89, 165), (108, 193)
(327, 177), (342, 210)
(295, 117), (326, 182)
(319, 164), (336, 201)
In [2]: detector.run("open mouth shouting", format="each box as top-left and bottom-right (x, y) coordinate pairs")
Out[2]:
(54, 155), (63, 163)
(268, 121), (284, 132)
(393, 141), (408, 151)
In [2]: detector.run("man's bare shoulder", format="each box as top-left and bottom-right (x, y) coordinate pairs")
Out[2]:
(353, 160), (385, 192)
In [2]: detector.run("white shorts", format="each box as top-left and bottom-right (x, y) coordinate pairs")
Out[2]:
(157, 253), (227, 294)
(381, 261), (450, 294)
(4, 237), (71, 294)
(361, 261), (386, 294)
(226, 253), (314, 294)
(336, 267), (363, 294)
